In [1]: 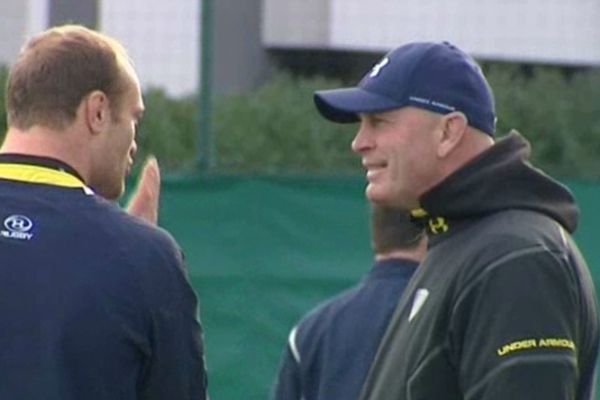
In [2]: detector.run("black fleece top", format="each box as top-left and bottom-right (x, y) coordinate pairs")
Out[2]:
(360, 132), (599, 400)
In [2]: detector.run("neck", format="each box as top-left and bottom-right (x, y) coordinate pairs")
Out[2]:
(375, 242), (427, 263)
(1, 125), (91, 183)
(432, 128), (494, 191)
(450, 128), (493, 166)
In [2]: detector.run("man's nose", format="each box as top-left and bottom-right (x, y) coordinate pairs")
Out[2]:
(130, 140), (138, 157)
(351, 124), (373, 154)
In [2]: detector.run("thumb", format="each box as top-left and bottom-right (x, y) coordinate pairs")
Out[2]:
(126, 156), (161, 225)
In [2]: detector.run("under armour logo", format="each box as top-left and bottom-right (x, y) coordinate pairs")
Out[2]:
(369, 57), (389, 77)
(428, 217), (449, 234)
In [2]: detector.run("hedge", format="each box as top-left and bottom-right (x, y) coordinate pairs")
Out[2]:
(2, 64), (600, 179)
(487, 64), (600, 179)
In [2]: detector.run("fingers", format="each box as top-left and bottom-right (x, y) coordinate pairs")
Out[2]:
(126, 156), (161, 225)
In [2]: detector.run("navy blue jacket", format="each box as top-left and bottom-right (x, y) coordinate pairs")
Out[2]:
(0, 155), (206, 399)
(272, 258), (418, 400)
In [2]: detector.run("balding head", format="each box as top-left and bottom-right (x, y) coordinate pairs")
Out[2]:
(6, 24), (134, 131)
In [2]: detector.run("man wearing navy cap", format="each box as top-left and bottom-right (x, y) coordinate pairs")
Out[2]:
(314, 41), (599, 400)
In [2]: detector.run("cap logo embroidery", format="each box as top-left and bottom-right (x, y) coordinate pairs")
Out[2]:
(369, 57), (389, 78)
(409, 96), (456, 112)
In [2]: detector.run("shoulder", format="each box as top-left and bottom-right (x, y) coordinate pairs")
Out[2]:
(424, 209), (582, 307)
(299, 286), (361, 332)
(481, 210), (574, 275)
(84, 196), (187, 296)
(90, 195), (181, 258)
(288, 285), (362, 359)
(445, 209), (572, 276)
(295, 264), (416, 344)
(474, 209), (567, 250)
(440, 210), (585, 307)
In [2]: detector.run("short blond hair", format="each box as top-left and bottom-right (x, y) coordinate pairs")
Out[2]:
(6, 24), (133, 130)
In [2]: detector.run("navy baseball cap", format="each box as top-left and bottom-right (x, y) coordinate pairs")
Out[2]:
(314, 41), (497, 136)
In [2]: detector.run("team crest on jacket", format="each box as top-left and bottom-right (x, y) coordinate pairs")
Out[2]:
(409, 288), (430, 322)
(1, 214), (34, 241)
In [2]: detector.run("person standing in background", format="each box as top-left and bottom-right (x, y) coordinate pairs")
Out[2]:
(272, 205), (425, 400)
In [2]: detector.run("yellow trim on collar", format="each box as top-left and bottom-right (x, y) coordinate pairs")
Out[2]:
(410, 207), (428, 218)
(0, 163), (87, 188)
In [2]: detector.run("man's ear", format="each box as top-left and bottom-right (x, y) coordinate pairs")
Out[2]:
(83, 90), (110, 135)
(437, 111), (468, 158)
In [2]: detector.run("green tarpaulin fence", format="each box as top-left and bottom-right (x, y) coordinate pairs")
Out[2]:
(146, 175), (600, 399)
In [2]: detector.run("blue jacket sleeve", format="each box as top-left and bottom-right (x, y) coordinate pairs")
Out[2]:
(272, 329), (303, 400)
(137, 242), (207, 400)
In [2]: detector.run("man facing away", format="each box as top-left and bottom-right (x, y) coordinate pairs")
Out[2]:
(272, 205), (426, 400)
(0, 25), (206, 399)
(314, 41), (599, 400)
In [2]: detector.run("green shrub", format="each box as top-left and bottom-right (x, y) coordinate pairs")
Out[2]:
(136, 88), (198, 173)
(213, 73), (357, 174)
(488, 65), (600, 179)
(2, 64), (600, 179)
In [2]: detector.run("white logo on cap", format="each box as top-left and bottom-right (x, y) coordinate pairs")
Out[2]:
(369, 57), (389, 78)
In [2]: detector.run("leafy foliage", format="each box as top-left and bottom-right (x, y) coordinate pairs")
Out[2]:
(2, 64), (600, 179)
(488, 65), (600, 178)
(213, 73), (357, 174)
(136, 88), (198, 173)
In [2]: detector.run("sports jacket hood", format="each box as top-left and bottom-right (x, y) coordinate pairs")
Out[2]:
(417, 130), (579, 234)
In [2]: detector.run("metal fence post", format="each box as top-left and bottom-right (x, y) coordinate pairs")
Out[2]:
(197, 0), (215, 171)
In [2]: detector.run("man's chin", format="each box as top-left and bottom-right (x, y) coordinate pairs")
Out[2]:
(365, 185), (390, 205)
(366, 186), (416, 209)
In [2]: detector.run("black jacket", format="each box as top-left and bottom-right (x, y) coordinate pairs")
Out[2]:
(360, 132), (599, 400)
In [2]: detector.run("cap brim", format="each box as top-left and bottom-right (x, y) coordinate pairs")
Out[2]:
(314, 87), (403, 123)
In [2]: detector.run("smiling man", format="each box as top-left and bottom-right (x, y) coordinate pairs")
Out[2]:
(0, 25), (206, 400)
(314, 41), (599, 400)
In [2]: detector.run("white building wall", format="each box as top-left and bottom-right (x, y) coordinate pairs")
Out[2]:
(3, 0), (599, 95)
(0, 0), (48, 65)
(100, 0), (199, 97)
(25, 0), (50, 41)
(0, 0), (198, 97)
(262, 0), (330, 48)
(0, 1), (26, 64)
(264, 0), (600, 66)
